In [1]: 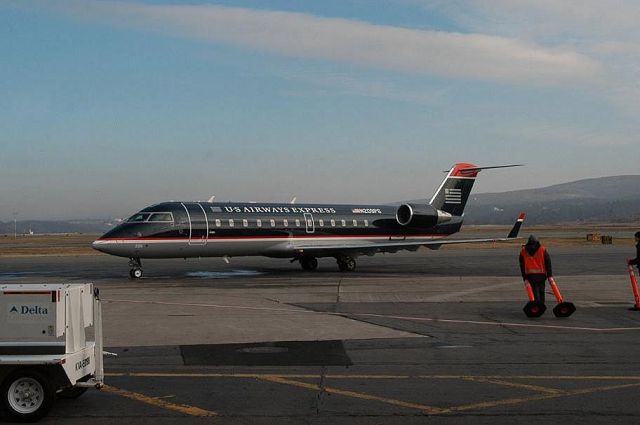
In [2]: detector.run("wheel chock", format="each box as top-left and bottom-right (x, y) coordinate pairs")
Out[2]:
(522, 280), (545, 318)
(548, 277), (576, 318)
(553, 302), (576, 318)
(523, 301), (546, 318)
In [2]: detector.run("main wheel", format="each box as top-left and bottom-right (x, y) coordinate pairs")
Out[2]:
(337, 256), (356, 272)
(129, 268), (143, 279)
(2, 369), (55, 423)
(300, 257), (318, 271)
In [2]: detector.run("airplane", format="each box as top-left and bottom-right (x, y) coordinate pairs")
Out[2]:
(92, 163), (525, 278)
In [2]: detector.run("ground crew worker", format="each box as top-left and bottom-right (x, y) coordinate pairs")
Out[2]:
(628, 231), (640, 270)
(519, 235), (553, 304)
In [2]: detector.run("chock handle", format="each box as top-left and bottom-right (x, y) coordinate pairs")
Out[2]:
(627, 264), (640, 309)
(548, 277), (564, 303)
(523, 280), (535, 301)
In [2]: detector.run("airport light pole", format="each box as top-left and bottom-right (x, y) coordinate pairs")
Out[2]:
(13, 212), (17, 239)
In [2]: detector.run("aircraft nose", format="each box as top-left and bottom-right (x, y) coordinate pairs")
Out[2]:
(92, 239), (106, 253)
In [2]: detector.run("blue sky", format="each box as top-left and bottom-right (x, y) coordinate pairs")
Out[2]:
(1, 0), (639, 220)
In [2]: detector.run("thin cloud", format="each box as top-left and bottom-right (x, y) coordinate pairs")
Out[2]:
(430, 0), (640, 114)
(455, 0), (640, 40)
(27, 0), (602, 85)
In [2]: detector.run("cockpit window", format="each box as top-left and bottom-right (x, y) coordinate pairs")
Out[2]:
(148, 212), (174, 223)
(127, 213), (151, 222)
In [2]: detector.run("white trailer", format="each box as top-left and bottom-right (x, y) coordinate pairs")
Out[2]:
(0, 283), (105, 422)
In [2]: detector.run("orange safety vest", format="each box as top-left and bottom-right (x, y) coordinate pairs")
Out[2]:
(521, 246), (547, 275)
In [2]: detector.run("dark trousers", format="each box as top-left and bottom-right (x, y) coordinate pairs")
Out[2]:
(526, 275), (547, 304)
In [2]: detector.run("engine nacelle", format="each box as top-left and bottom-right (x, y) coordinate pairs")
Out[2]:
(396, 203), (453, 227)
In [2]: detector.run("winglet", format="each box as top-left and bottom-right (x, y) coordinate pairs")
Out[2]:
(507, 212), (526, 239)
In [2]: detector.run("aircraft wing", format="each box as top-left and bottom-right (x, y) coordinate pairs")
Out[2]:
(292, 213), (526, 256)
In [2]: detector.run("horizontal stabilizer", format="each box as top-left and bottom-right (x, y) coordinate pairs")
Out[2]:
(443, 164), (524, 174)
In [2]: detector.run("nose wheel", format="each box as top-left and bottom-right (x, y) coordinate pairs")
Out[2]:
(128, 258), (143, 279)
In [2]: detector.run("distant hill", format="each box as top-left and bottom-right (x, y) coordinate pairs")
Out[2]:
(2, 175), (639, 231)
(465, 175), (640, 224)
(0, 219), (113, 235)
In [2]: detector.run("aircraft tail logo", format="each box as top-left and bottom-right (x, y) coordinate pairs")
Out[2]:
(430, 163), (522, 216)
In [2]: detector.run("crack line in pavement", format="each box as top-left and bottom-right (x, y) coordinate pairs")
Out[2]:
(104, 373), (640, 416)
(256, 375), (448, 415)
(316, 365), (328, 415)
(105, 298), (640, 332)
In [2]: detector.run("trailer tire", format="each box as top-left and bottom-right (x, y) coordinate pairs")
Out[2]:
(1, 369), (55, 423)
(57, 386), (88, 400)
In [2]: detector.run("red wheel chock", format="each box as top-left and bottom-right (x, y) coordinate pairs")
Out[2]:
(627, 264), (640, 311)
(523, 280), (546, 318)
(548, 277), (576, 318)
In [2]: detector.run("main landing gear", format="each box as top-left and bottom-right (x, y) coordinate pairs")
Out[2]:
(128, 258), (143, 279)
(297, 255), (357, 272)
(299, 256), (318, 271)
(336, 256), (356, 272)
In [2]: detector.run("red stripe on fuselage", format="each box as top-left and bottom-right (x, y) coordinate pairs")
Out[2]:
(98, 233), (450, 242)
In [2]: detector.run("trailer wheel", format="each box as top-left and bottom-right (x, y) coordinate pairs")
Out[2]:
(2, 369), (54, 423)
(57, 386), (88, 399)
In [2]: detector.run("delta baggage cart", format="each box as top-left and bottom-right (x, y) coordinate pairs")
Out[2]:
(0, 283), (106, 422)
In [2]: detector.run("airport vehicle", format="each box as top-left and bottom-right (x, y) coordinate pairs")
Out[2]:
(92, 163), (525, 277)
(0, 283), (104, 422)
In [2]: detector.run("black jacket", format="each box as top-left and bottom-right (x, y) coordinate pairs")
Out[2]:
(630, 242), (640, 266)
(519, 243), (553, 279)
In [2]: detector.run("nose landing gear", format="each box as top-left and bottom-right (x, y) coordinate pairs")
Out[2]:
(128, 258), (143, 279)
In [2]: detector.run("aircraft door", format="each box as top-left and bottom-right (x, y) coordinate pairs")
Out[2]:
(304, 213), (315, 234)
(182, 203), (208, 245)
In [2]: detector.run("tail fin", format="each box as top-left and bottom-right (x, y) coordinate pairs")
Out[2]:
(429, 163), (522, 216)
(508, 213), (526, 238)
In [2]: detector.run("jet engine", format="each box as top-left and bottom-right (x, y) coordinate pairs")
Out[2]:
(396, 203), (452, 227)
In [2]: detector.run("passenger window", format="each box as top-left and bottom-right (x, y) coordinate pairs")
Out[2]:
(341, 220), (346, 227)
(270, 219), (275, 227)
(295, 219), (300, 227)
(229, 219), (234, 227)
(319, 219), (324, 227)
(243, 219), (248, 227)
(364, 219), (369, 227)
(215, 219), (221, 227)
(353, 219), (357, 226)
(331, 219), (335, 227)
(257, 219), (262, 227)
(283, 219), (288, 227)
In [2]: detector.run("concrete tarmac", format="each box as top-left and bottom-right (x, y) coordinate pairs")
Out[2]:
(1, 247), (640, 424)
